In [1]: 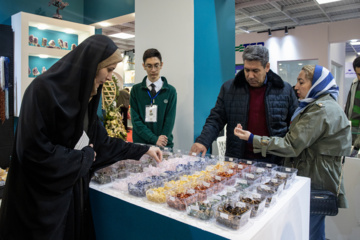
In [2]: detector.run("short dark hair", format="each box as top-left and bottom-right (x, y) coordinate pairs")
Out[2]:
(143, 48), (162, 63)
(242, 45), (269, 68)
(353, 56), (360, 70)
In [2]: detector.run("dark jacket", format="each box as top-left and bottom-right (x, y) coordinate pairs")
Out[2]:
(196, 69), (298, 163)
(130, 76), (177, 147)
(0, 35), (149, 240)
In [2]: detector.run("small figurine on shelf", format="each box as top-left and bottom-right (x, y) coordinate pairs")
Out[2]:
(48, 0), (69, 20)
(42, 38), (47, 47)
(71, 43), (76, 50)
(29, 35), (34, 45)
(48, 40), (56, 48)
(34, 37), (40, 47)
(58, 39), (64, 49)
(32, 67), (40, 76)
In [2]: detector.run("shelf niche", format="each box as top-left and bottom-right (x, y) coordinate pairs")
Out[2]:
(12, 12), (95, 116)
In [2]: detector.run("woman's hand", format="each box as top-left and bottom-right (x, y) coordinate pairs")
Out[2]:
(146, 146), (163, 163)
(234, 123), (251, 141)
(89, 144), (96, 161)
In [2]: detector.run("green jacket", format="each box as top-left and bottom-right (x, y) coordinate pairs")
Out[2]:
(252, 94), (351, 208)
(344, 77), (359, 118)
(130, 76), (177, 147)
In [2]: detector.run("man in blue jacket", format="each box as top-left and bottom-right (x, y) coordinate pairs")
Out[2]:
(190, 45), (298, 164)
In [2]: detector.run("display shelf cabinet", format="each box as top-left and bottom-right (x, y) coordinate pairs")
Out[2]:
(11, 12), (95, 116)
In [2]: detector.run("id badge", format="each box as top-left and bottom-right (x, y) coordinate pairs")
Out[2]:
(145, 105), (158, 122)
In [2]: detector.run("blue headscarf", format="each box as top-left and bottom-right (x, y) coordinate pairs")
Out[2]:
(291, 65), (339, 121)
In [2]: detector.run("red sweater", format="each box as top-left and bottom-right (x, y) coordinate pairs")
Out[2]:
(245, 85), (269, 159)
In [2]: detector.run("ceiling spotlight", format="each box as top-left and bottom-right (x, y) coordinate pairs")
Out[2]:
(285, 26), (288, 35)
(316, 0), (341, 4)
(268, 29), (272, 36)
(99, 22), (111, 27)
(109, 33), (135, 39)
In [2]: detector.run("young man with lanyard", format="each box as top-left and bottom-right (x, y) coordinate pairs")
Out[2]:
(130, 48), (177, 148)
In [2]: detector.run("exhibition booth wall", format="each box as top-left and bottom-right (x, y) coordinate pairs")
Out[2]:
(235, 18), (360, 108)
(135, 0), (235, 152)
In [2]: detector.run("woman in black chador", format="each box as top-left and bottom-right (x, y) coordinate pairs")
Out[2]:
(0, 35), (162, 240)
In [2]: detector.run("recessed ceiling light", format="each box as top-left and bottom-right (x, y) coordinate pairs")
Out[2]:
(298, 63), (303, 66)
(316, 0), (341, 4)
(109, 33), (135, 39)
(99, 22), (111, 27)
(350, 41), (360, 45)
(39, 55), (49, 58)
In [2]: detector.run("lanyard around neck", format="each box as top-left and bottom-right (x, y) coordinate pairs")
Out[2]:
(147, 89), (161, 105)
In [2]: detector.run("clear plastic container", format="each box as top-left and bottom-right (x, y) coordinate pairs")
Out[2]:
(146, 187), (167, 203)
(124, 160), (143, 173)
(245, 165), (269, 182)
(264, 177), (285, 195)
(237, 159), (255, 173)
(238, 159), (256, 166)
(187, 196), (222, 220)
(128, 176), (161, 197)
(224, 156), (239, 163)
(208, 175), (226, 194)
(241, 171), (263, 185)
(272, 166), (298, 189)
(253, 184), (278, 208)
(234, 177), (258, 192)
(215, 200), (251, 230)
(194, 181), (214, 201)
(92, 165), (118, 185)
(205, 154), (219, 166)
(166, 189), (198, 211)
(253, 162), (278, 174)
(162, 147), (173, 160)
(239, 191), (266, 218)
(216, 169), (238, 186)
(139, 155), (157, 168)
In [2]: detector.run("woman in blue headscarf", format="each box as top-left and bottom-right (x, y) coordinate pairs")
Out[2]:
(234, 65), (351, 240)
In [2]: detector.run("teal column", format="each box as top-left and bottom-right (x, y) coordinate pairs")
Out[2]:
(194, 0), (235, 142)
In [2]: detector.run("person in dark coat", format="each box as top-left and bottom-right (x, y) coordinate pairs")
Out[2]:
(190, 45), (298, 164)
(117, 88), (130, 131)
(0, 35), (162, 240)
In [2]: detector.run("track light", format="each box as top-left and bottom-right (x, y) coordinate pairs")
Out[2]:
(268, 29), (272, 36)
(285, 26), (288, 35)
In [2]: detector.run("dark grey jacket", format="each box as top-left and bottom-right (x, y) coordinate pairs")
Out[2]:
(195, 69), (298, 163)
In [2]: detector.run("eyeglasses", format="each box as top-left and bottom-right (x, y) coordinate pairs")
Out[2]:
(145, 64), (161, 70)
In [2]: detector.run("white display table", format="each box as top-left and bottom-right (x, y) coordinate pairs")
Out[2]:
(90, 176), (310, 240)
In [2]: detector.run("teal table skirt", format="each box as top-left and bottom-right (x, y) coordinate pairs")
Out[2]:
(90, 189), (227, 240)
